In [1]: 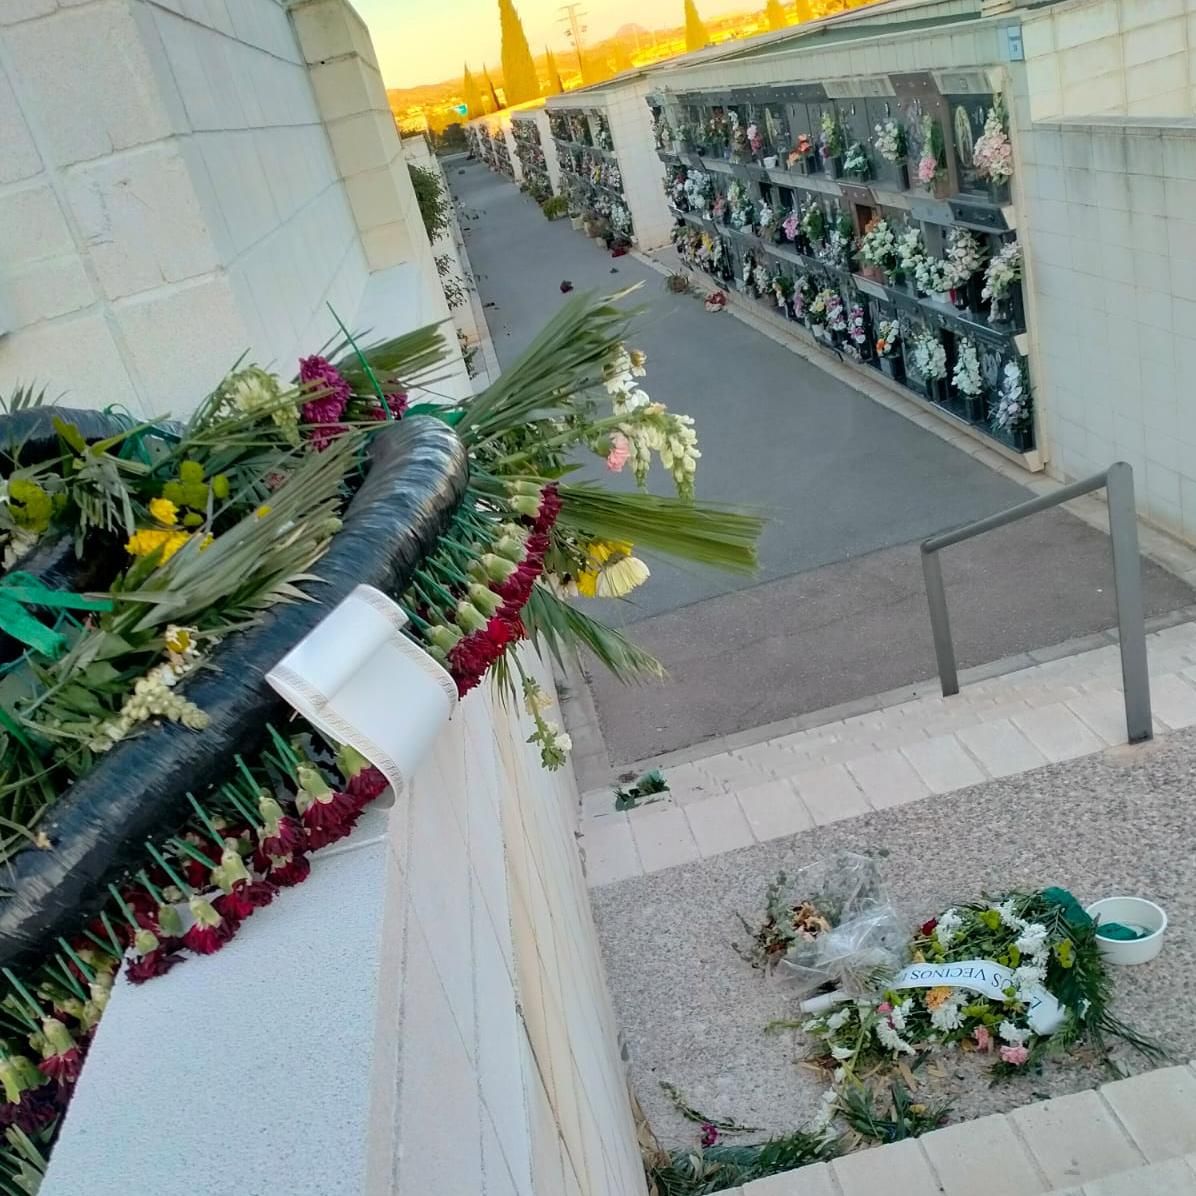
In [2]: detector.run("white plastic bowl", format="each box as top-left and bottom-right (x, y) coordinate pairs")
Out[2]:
(1085, 897), (1167, 965)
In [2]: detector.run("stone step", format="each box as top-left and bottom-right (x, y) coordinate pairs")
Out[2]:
(579, 621), (1196, 887)
(727, 1064), (1196, 1196)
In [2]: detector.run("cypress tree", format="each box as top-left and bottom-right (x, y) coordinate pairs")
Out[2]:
(483, 66), (501, 112)
(545, 46), (564, 95)
(499, 0), (540, 105)
(765, 0), (787, 30)
(462, 65), (484, 119)
(684, 0), (709, 52)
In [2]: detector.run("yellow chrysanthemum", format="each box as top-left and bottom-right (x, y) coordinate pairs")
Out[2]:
(125, 528), (190, 563)
(148, 497), (179, 526)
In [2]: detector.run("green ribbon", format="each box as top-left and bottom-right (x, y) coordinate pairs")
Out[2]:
(0, 572), (113, 660)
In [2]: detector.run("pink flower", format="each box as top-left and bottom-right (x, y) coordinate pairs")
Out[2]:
(606, 432), (631, 473)
(917, 154), (938, 185)
(876, 1002), (893, 1014)
(973, 1025), (993, 1052)
(999, 1044), (1029, 1066)
(700, 1123), (719, 1148)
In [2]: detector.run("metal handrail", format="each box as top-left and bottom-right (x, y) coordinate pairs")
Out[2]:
(920, 461), (1152, 744)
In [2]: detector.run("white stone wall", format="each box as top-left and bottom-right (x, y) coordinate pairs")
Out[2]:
(42, 652), (645, 1196)
(1022, 0), (1196, 122)
(0, 0), (370, 415)
(604, 78), (676, 252)
(1019, 116), (1196, 538)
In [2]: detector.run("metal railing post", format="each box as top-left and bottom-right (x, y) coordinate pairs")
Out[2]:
(1106, 462), (1153, 743)
(921, 546), (959, 696)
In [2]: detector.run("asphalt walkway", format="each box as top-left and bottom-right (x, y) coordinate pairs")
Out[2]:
(451, 160), (1194, 770)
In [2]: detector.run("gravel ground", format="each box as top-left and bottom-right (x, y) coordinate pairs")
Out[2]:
(591, 731), (1196, 1151)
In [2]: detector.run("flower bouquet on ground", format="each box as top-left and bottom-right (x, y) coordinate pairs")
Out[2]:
(800, 887), (1163, 1136)
(735, 854), (904, 989)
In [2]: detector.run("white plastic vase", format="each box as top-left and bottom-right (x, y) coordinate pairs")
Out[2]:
(266, 585), (457, 798)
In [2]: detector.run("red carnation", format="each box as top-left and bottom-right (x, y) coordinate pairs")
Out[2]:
(920, 918), (938, 937)
(345, 765), (388, 805)
(183, 923), (229, 956)
(532, 485), (561, 534)
(367, 392), (408, 420)
(0, 1089), (59, 1132)
(258, 814), (303, 859)
(303, 814), (360, 851)
(214, 887), (256, 921)
(269, 852), (311, 887)
(37, 1049), (81, 1086)
(124, 947), (184, 986)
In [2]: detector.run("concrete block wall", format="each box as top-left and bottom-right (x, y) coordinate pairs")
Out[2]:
(0, 0), (371, 415)
(1020, 116), (1196, 539)
(604, 78), (676, 251)
(42, 651), (646, 1196)
(1021, 0), (1196, 122)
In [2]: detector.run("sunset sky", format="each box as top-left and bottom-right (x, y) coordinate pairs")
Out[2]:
(354, 0), (753, 89)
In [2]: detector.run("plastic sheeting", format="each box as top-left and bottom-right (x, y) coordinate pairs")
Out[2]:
(0, 417), (468, 965)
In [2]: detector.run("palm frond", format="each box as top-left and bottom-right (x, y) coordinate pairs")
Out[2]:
(523, 585), (664, 683)
(332, 322), (450, 395)
(103, 434), (359, 637)
(0, 386), (50, 414)
(557, 484), (762, 573)
(453, 288), (641, 445)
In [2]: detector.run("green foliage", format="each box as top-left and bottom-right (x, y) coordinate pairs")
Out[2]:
(614, 769), (669, 812)
(408, 163), (451, 243)
(684, 0), (709, 51)
(839, 1081), (950, 1144)
(556, 486), (761, 575)
(462, 66), (483, 119)
(522, 586), (665, 682)
(544, 46), (564, 95)
(540, 195), (569, 220)
(647, 1129), (837, 1195)
(498, 0), (540, 106)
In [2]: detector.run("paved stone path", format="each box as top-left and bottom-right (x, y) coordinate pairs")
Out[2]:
(580, 618), (1196, 885)
(453, 160), (1196, 774)
(735, 1064), (1196, 1196)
